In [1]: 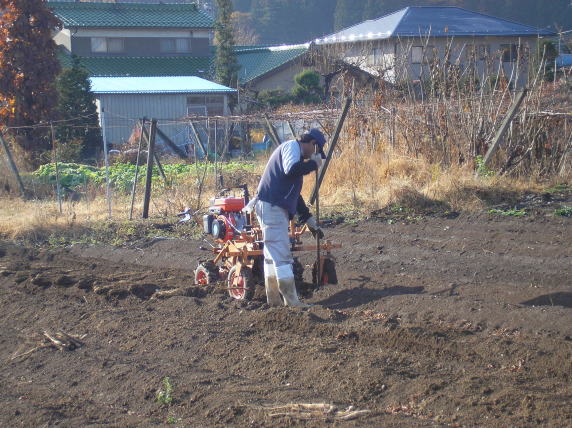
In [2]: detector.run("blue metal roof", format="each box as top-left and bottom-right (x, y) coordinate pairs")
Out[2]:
(317, 7), (556, 44)
(90, 76), (236, 94)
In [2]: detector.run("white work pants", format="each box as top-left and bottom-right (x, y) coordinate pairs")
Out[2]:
(255, 200), (293, 278)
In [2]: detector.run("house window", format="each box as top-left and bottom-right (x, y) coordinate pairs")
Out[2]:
(187, 95), (224, 116)
(91, 37), (124, 53)
(465, 44), (476, 62)
(206, 95), (224, 116)
(160, 39), (176, 53)
(412, 46), (423, 64)
(161, 38), (192, 53)
(91, 37), (107, 53)
(107, 38), (124, 53)
(176, 38), (191, 52)
(478, 45), (490, 60)
(424, 46), (438, 63)
(501, 44), (518, 62)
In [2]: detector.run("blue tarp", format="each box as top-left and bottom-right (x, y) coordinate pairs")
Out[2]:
(556, 54), (572, 68)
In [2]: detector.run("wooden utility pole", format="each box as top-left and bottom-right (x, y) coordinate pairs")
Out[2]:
(142, 119), (157, 219)
(309, 97), (352, 205)
(0, 132), (26, 198)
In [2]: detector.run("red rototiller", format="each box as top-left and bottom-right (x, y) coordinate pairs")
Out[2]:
(193, 185), (340, 300)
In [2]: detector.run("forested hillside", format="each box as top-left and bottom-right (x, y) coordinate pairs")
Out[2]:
(232, 0), (572, 44)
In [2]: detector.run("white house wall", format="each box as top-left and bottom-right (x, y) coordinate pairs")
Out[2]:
(322, 35), (541, 88)
(394, 36), (538, 87)
(53, 29), (72, 51)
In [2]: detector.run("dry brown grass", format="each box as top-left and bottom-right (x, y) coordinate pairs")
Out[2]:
(308, 144), (556, 213)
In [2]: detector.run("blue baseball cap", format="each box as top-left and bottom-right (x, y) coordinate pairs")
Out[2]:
(303, 128), (326, 159)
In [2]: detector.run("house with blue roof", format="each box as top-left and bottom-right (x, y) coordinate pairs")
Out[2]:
(315, 7), (556, 88)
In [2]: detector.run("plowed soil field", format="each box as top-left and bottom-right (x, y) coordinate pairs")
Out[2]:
(1, 207), (571, 427)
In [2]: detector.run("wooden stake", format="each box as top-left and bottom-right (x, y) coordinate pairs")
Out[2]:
(263, 114), (281, 148)
(142, 119), (157, 219)
(309, 97), (352, 205)
(139, 123), (166, 184)
(156, 127), (188, 159)
(0, 132), (26, 198)
(189, 121), (208, 159)
(481, 88), (527, 169)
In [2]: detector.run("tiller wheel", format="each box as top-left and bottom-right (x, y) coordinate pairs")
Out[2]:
(227, 265), (255, 300)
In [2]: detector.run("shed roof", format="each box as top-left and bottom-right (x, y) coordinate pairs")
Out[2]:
(58, 45), (308, 85)
(316, 7), (555, 44)
(235, 44), (309, 84)
(90, 76), (236, 94)
(48, 1), (213, 29)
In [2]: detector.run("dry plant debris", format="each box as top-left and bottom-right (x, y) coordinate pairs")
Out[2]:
(257, 403), (370, 421)
(11, 331), (85, 360)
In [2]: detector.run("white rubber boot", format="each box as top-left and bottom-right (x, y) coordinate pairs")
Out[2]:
(276, 264), (311, 308)
(277, 277), (311, 308)
(264, 262), (282, 306)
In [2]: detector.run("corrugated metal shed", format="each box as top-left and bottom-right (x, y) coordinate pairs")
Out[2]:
(48, 1), (213, 28)
(317, 6), (556, 44)
(90, 76), (236, 94)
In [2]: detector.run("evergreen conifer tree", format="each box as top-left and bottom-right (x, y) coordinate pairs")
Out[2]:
(56, 55), (102, 161)
(214, 0), (240, 88)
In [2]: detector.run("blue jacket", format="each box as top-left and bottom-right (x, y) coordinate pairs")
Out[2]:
(257, 140), (317, 218)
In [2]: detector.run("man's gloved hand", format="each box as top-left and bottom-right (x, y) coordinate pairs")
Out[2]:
(242, 197), (257, 214)
(305, 216), (324, 239)
(310, 153), (323, 169)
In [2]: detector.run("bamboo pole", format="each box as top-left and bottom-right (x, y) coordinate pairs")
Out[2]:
(101, 109), (112, 219)
(50, 122), (62, 213)
(129, 118), (146, 220)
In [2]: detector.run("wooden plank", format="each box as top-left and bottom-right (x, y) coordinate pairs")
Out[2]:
(309, 97), (352, 205)
(482, 89), (528, 168)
